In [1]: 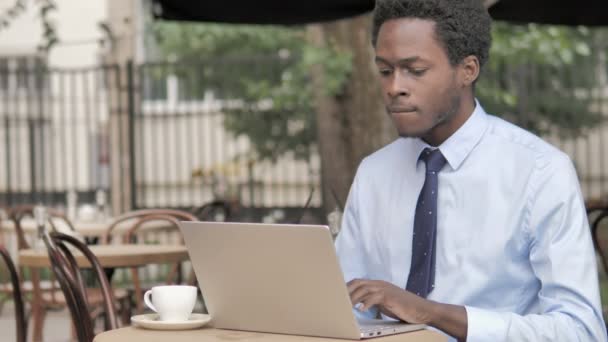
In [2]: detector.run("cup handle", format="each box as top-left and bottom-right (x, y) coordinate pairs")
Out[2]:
(143, 290), (157, 312)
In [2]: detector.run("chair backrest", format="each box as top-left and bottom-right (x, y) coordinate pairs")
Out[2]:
(42, 232), (118, 342)
(0, 206), (9, 245)
(0, 245), (26, 342)
(124, 214), (183, 244)
(591, 209), (608, 275)
(9, 205), (75, 250)
(102, 209), (197, 244)
(192, 200), (232, 221)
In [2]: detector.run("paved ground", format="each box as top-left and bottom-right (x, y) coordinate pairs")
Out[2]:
(1, 296), (206, 342)
(1, 301), (73, 342)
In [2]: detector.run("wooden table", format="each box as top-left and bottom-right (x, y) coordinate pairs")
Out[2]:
(19, 244), (188, 268)
(19, 244), (190, 342)
(93, 327), (447, 342)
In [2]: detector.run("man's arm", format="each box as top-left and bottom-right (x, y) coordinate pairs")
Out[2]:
(463, 155), (606, 341)
(347, 155), (607, 342)
(348, 156), (607, 342)
(335, 162), (379, 320)
(348, 279), (467, 341)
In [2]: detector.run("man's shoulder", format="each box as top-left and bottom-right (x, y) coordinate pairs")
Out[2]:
(485, 114), (568, 164)
(358, 139), (410, 172)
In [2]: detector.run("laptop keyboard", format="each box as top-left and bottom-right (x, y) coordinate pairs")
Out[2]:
(359, 323), (405, 337)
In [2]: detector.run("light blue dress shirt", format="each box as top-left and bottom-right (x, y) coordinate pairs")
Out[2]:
(335, 102), (607, 341)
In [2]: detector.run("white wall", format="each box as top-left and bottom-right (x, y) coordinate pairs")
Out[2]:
(0, 0), (108, 67)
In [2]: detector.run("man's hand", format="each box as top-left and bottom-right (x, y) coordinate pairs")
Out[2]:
(346, 279), (432, 324)
(347, 279), (468, 341)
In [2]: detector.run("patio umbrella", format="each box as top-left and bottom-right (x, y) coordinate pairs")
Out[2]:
(152, 0), (608, 26)
(489, 0), (608, 26)
(151, 0), (375, 25)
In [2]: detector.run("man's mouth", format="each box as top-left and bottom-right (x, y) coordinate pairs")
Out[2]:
(388, 107), (417, 114)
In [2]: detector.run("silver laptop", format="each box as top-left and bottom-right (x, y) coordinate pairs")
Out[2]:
(179, 221), (426, 339)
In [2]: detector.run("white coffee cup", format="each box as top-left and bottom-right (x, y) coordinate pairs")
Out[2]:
(143, 285), (197, 321)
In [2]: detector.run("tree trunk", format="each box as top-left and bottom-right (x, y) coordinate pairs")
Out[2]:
(307, 14), (395, 215)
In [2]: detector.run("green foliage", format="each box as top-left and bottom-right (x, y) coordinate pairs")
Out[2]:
(152, 22), (352, 162)
(152, 20), (606, 156)
(153, 22), (305, 58)
(222, 69), (315, 161)
(301, 45), (353, 96)
(477, 22), (605, 138)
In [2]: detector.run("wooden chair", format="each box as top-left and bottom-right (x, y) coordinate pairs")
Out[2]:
(591, 208), (608, 275)
(0, 206), (12, 315)
(0, 244), (26, 342)
(9, 204), (76, 250)
(42, 232), (118, 342)
(9, 205), (130, 340)
(101, 209), (198, 244)
(191, 200), (232, 221)
(1, 205), (67, 337)
(102, 209), (198, 313)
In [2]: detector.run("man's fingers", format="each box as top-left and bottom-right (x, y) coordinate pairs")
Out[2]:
(347, 279), (386, 311)
(346, 279), (368, 294)
(349, 284), (372, 305)
(359, 293), (383, 312)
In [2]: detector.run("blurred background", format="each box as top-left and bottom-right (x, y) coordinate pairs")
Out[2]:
(1, 1), (608, 339)
(0, 0), (607, 220)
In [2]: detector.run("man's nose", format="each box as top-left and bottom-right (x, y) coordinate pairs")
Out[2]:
(387, 73), (410, 98)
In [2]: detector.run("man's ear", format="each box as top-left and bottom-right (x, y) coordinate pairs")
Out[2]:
(460, 55), (480, 87)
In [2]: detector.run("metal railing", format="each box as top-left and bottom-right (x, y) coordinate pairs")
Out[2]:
(1, 52), (608, 214)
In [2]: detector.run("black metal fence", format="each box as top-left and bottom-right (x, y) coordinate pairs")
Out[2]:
(132, 58), (321, 213)
(1, 53), (608, 216)
(0, 56), (322, 219)
(0, 61), (121, 207)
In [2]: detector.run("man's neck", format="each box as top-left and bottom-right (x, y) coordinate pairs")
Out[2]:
(422, 94), (476, 146)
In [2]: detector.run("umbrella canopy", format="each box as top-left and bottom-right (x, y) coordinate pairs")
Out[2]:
(152, 0), (608, 26)
(151, 0), (375, 25)
(488, 0), (608, 26)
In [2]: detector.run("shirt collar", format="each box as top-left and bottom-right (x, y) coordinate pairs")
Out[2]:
(411, 99), (488, 170)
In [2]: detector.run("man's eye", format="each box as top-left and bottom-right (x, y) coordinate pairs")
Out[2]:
(379, 69), (392, 77)
(410, 69), (427, 76)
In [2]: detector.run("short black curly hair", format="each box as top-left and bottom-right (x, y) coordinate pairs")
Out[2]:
(372, 0), (492, 69)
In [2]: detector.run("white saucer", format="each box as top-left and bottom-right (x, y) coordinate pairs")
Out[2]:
(131, 313), (211, 330)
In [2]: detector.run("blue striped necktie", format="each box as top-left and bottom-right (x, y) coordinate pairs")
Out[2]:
(406, 148), (447, 298)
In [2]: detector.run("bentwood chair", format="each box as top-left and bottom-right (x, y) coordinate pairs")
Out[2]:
(43, 232), (119, 342)
(101, 209), (198, 244)
(9, 205), (76, 250)
(0, 244), (27, 342)
(9, 205), (130, 340)
(2, 205), (69, 337)
(191, 199), (232, 222)
(0, 208), (13, 315)
(102, 209), (198, 313)
(591, 208), (608, 275)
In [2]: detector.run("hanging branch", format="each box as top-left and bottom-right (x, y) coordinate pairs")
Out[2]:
(37, 0), (58, 52)
(0, 0), (27, 32)
(0, 0), (58, 52)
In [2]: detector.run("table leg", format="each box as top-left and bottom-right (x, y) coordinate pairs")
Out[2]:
(30, 267), (45, 342)
(131, 267), (143, 313)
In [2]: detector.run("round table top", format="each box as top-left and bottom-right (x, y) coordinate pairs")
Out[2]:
(93, 327), (446, 342)
(18, 244), (189, 268)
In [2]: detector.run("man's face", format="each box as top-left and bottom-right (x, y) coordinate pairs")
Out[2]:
(375, 18), (464, 144)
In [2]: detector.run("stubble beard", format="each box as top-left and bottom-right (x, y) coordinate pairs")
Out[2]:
(395, 92), (462, 140)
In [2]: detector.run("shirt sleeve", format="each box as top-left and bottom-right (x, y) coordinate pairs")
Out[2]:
(335, 160), (378, 320)
(466, 154), (607, 342)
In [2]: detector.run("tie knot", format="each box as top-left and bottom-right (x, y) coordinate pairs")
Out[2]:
(420, 148), (447, 173)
